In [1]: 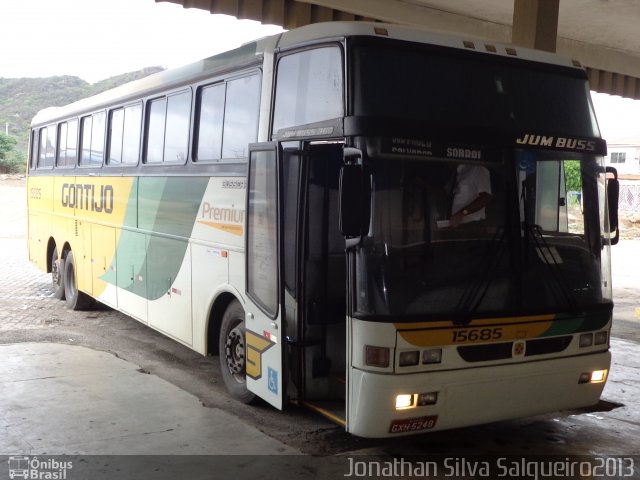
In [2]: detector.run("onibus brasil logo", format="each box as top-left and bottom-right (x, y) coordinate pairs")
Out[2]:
(7, 456), (72, 479)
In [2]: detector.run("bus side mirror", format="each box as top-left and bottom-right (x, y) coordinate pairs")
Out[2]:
(606, 166), (619, 245)
(339, 164), (370, 240)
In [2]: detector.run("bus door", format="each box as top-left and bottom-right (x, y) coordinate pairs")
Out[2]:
(285, 141), (347, 424)
(244, 143), (284, 409)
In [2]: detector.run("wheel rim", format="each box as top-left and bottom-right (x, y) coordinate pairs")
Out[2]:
(224, 323), (246, 384)
(52, 260), (61, 287)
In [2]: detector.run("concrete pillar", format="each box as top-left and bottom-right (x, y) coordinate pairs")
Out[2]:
(512, 0), (559, 53)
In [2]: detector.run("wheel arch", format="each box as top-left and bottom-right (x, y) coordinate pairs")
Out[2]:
(206, 291), (243, 356)
(46, 237), (56, 273)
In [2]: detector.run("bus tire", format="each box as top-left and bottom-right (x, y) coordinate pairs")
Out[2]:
(219, 300), (256, 404)
(51, 247), (65, 300)
(63, 251), (93, 311)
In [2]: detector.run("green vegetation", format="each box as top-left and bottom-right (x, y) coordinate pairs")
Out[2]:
(564, 160), (582, 193)
(0, 67), (164, 172)
(0, 132), (25, 173)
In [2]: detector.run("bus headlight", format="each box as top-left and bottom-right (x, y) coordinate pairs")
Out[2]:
(423, 348), (442, 364)
(594, 331), (608, 345)
(395, 394), (415, 410)
(579, 333), (593, 347)
(399, 350), (420, 367)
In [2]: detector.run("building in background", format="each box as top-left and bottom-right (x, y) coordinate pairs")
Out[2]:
(605, 135), (640, 213)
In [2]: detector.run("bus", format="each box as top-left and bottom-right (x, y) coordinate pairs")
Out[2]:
(27, 22), (620, 438)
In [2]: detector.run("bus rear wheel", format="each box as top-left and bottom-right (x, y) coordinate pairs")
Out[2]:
(51, 247), (65, 300)
(219, 300), (256, 404)
(63, 251), (93, 311)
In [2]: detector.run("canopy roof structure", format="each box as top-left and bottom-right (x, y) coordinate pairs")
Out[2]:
(157, 0), (640, 99)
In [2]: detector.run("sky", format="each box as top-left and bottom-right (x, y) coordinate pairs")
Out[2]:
(0, 0), (283, 82)
(1, 0), (639, 143)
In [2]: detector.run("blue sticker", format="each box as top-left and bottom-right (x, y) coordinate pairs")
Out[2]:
(267, 367), (278, 395)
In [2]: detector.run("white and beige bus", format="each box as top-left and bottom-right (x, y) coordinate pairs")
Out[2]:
(27, 22), (619, 438)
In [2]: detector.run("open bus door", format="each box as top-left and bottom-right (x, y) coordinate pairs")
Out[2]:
(244, 143), (284, 409)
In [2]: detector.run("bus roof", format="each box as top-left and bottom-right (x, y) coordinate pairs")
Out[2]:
(31, 21), (583, 127)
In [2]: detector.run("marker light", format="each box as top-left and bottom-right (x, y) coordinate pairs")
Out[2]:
(395, 394), (415, 410)
(365, 346), (390, 368)
(594, 331), (608, 345)
(399, 351), (420, 367)
(423, 349), (442, 364)
(417, 392), (438, 406)
(579, 333), (594, 348)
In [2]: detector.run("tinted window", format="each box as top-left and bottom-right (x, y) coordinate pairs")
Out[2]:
(57, 120), (78, 168)
(164, 91), (191, 163)
(109, 108), (125, 164)
(122, 103), (142, 164)
(222, 75), (260, 159)
(145, 91), (191, 164)
(352, 43), (599, 137)
(90, 112), (105, 165)
(273, 47), (343, 133)
(196, 83), (225, 161)
(247, 148), (279, 317)
(146, 98), (166, 163)
(80, 116), (92, 165)
(38, 127), (54, 168)
(80, 113), (104, 166)
(195, 74), (260, 163)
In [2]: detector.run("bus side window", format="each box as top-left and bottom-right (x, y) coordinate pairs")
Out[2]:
(57, 119), (78, 168)
(30, 130), (38, 169)
(38, 126), (55, 168)
(194, 73), (260, 163)
(80, 113), (105, 167)
(108, 104), (142, 166)
(272, 46), (343, 133)
(145, 91), (191, 164)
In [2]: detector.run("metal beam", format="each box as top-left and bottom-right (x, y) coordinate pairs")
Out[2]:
(512, 0), (559, 53)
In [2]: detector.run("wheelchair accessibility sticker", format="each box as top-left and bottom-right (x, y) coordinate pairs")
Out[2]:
(268, 367), (278, 395)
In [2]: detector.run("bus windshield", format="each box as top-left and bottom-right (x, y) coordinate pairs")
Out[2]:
(354, 151), (612, 321)
(351, 41), (599, 138)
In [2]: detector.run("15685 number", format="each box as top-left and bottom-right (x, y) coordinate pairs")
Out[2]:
(452, 327), (503, 343)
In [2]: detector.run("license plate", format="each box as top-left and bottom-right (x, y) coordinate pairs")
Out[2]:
(389, 415), (438, 434)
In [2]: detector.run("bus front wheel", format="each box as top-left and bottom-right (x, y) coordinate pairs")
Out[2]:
(51, 247), (65, 300)
(219, 300), (256, 404)
(63, 251), (93, 311)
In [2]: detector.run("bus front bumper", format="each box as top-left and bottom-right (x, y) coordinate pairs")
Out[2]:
(347, 351), (611, 438)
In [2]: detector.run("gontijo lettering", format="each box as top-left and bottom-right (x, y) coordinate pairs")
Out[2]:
(61, 183), (114, 213)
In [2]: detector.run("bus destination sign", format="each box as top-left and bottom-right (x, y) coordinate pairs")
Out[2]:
(378, 137), (485, 161)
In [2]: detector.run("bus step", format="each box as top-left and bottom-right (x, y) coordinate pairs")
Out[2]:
(301, 400), (346, 427)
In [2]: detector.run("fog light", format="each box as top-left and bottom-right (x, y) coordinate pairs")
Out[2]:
(417, 392), (438, 406)
(423, 348), (442, 364)
(579, 333), (593, 348)
(366, 346), (390, 367)
(399, 350), (420, 367)
(395, 394), (415, 410)
(594, 331), (608, 345)
(579, 370), (608, 384)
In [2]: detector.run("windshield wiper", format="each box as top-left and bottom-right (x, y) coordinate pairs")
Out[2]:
(523, 223), (581, 312)
(453, 227), (507, 325)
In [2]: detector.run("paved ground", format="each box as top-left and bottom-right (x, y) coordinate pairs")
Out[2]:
(1, 178), (640, 478)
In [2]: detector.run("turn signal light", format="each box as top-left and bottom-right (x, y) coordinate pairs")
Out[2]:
(366, 346), (390, 368)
